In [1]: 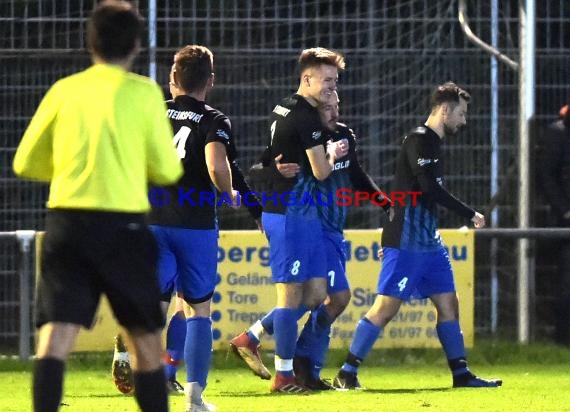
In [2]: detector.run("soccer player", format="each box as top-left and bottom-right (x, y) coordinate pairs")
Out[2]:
(332, 82), (502, 390)
(13, 2), (183, 412)
(147, 44), (247, 412)
(231, 91), (390, 390)
(112, 41), (264, 395)
(231, 48), (346, 394)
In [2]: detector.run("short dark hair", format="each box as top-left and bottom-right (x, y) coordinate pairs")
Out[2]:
(430, 82), (471, 112)
(87, 0), (143, 61)
(173, 45), (214, 93)
(298, 47), (345, 74)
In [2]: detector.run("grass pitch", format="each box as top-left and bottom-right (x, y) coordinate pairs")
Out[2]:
(2, 341), (570, 412)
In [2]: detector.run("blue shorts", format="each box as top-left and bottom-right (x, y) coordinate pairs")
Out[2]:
(377, 247), (455, 300)
(150, 225), (218, 303)
(324, 230), (349, 294)
(262, 212), (326, 283)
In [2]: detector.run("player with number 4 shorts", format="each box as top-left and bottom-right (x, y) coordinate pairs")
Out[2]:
(333, 82), (502, 391)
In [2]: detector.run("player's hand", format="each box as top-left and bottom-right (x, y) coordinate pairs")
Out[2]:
(326, 138), (349, 161)
(471, 211), (486, 228)
(274, 154), (300, 178)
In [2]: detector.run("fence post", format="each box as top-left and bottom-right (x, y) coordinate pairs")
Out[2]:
(16, 230), (35, 361)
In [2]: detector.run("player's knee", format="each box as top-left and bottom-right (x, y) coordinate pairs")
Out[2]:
(304, 289), (327, 309)
(126, 330), (163, 372)
(35, 322), (80, 360)
(367, 299), (401, 326)
(329, 290), (351, 317)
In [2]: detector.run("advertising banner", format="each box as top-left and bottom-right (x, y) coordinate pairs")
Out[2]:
(36, 229), (473, 351)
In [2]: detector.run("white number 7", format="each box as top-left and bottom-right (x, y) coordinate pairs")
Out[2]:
(328, 270), (336, 288)
(173, 126), (191, 159)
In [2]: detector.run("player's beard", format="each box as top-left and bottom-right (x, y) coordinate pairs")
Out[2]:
(443, 122), (460, 137)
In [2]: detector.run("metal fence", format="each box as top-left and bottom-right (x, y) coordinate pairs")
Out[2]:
(1, 0), (569, 351)
(0, 232), (35, 356)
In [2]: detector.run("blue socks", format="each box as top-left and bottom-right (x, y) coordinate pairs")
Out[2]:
(296, 304), (334, 379)
(273, 308), (297, 374)
(341, 318), (382, 374)
(260, 304), (309, 337)
(436, 319), (469, 376)
(184, 317), (212, 388)
(164, 311), (186, 380)
(260, 309), (276, 336)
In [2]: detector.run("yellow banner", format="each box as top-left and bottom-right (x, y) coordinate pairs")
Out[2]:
(214, 229), (473, 349)
(36, 229), (474, 351)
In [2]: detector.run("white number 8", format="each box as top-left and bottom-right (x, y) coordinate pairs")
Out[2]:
(291, 260), (301, 276)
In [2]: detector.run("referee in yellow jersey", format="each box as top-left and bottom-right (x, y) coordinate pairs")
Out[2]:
(12, 2), (182, 411)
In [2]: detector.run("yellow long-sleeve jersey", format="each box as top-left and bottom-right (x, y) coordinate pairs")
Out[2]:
(14, 64), (182, 213)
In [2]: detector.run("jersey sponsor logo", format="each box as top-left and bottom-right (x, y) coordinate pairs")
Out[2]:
(216, 129), (230, 140)
(333, 159), (350, 170)
(272, 104), (291, 117)
(312, 130), (322, 140)
(166, 109), (204, 122)
(417, 157), (438, 167)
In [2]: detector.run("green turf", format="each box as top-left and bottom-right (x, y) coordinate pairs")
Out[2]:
(2, 342), (570, 412)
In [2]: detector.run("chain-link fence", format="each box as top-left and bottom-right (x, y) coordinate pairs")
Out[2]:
(1, 0), (569, 351)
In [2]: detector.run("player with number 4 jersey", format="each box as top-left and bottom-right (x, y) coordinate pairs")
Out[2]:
(333, 82), (502, 391)
(147, 45), (249, 412)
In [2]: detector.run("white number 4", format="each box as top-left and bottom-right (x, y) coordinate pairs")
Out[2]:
(173, 126), (191, 159)
(397, 276), (408, 292)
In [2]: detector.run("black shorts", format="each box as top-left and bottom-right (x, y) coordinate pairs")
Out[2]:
(36, 209), (165, 332)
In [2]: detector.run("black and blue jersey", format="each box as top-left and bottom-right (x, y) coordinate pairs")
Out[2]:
(315, 123), (353, 233)
(317, 123), (390, 234)
(262, 94), (325, 219)
(382, 126), (475, 251)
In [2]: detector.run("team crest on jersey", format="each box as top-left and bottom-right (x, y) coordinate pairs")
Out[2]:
(417, 157), (438, 167)
(312, 130), (322, 140)
(216, 129), (230, 140)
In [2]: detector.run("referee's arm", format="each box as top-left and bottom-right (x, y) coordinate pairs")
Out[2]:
(13, 86), (58, 181)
